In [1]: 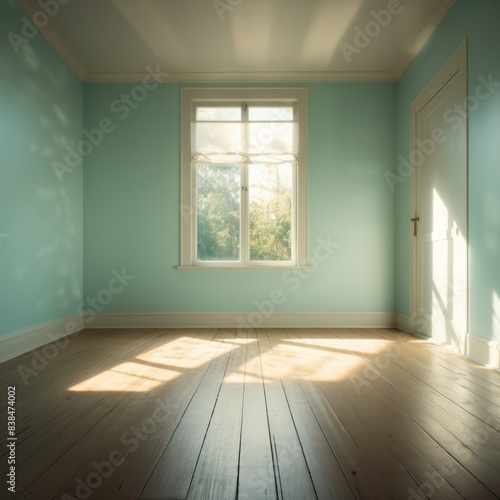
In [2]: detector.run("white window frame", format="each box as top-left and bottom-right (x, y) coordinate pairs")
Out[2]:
(180, 87), (308, 269)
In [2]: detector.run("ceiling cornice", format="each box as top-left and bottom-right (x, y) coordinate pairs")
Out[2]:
(83, 71), (397, 83)
(17, 0), (456, 84)
(393, 0), (456, 79)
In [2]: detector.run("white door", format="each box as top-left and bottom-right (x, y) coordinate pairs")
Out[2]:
(413, 43), (468, 352)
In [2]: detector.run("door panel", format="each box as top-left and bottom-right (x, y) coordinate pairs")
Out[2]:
(415, 68), (467, 352)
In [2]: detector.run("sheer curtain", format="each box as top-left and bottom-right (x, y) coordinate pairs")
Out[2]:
(192, 120), (298, 165)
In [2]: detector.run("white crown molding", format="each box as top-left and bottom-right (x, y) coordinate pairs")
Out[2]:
(393, 0), (457, 80)
(86, 311), (397, 329)
(16, 0), (87, 80)
(83, 71), (397, 83)
(0, 315), (84, 364)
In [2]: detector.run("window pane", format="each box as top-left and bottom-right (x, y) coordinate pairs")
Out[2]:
(248, 107), (294, 121)
(196, 107), (241, 121)
(196, 164), (241, 261)
(249, 164), (293, 262)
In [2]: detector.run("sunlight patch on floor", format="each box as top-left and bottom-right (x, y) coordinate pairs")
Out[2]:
(67, 335), (397, 391)
(68, 362), (173, 392)
(68, 336), (206, 392)
(135, 336), (216, 370)
(269, 338), (394, 382)
(69, 363), (165, 392)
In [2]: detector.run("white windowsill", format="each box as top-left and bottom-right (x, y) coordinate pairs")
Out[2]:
(176, 265), (311, 270)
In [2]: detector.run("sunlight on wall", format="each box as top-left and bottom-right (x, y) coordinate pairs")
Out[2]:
(1, 0), (83, 336)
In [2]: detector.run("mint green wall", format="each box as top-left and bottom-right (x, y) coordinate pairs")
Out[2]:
(396, 0), (500, 342)
(0, 1), (83, 336)
(83, 82), (396, 314)
(2, 0), (497, 342)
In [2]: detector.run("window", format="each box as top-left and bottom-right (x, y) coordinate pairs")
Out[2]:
(180, 88), (308, 268)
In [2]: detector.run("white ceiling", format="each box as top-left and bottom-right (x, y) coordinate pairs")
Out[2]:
(18, 0), (455, 82)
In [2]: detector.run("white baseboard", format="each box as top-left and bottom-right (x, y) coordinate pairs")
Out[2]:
(88, 311), (398, 330)
(0, 315), (84, 363)
(466, 334), (500, 372)
(3, 313), (497, 373)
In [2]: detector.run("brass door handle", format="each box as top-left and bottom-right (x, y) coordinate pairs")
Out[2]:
(411, 217), (420, 237)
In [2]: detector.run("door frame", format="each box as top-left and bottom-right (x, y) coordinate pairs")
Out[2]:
(409, 39), (469, 349)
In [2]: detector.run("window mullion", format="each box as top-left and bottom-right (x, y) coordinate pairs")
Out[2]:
(192, 162), (197, 264)
(292, 161), (298, 265)
(241, 164), (249, 266)
(241, 103), (249, 265)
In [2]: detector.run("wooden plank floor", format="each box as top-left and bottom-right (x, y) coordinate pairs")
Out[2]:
(1, 328), (500, 499)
